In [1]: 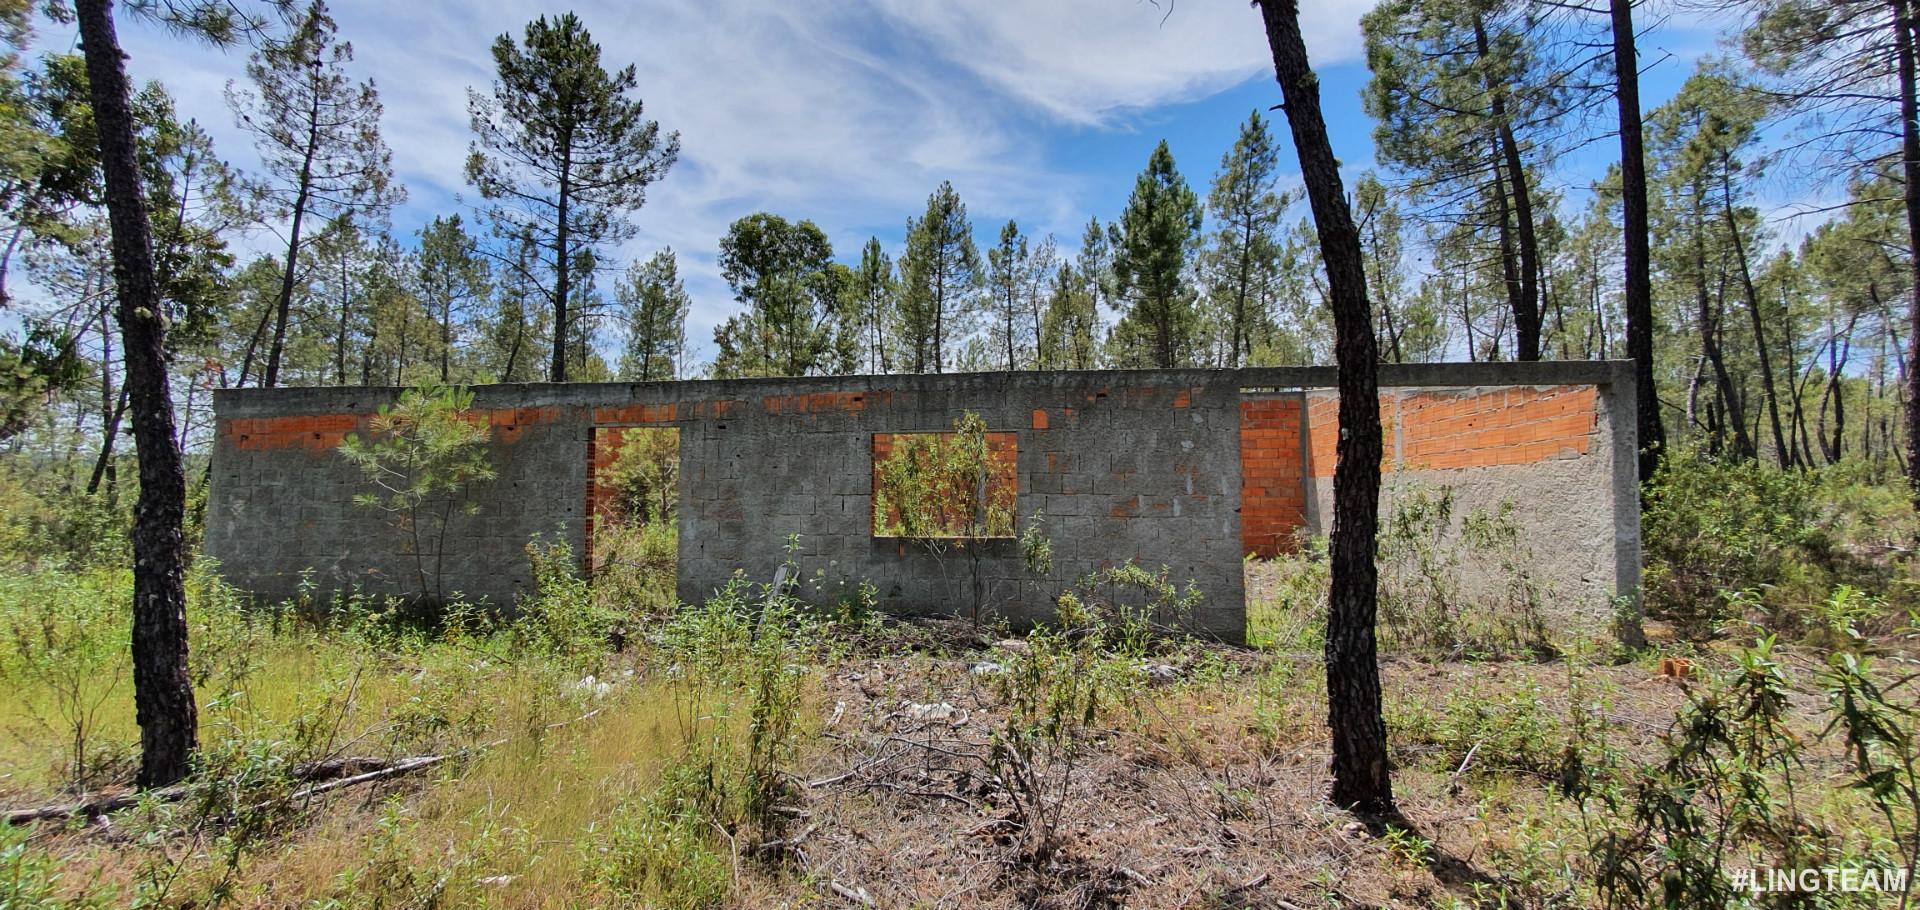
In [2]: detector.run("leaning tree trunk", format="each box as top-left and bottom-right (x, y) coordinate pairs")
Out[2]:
(1894, 0), (1920, 508)
(1256, 0), (1393, 814)
(1474, 14), (1542, 362)
(1611, 0), (1664, 483)
(1723, 170), (1791, 468)
(75, 0), (198, 789)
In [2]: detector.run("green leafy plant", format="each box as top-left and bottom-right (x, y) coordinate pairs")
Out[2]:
(338, 385), (496, 606)
(872, 411), (1021, 624)
(0, 571), (130, 790)
(872, 410), (1014, 539)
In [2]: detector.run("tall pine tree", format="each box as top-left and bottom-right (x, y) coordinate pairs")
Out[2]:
(617, 248), (689, 382)
(228, 0), (397, 388)
(1110, 140), (1202, 369)
(467, 13), (678, 382)
(897, 181), (979, 374)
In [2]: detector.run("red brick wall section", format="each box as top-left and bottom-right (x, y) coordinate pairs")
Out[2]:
(1304, 386), (1599, 477)
(1239, 397), (1306, 557)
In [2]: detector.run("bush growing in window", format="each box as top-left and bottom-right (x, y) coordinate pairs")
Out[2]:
(871, 411), (1015, 539)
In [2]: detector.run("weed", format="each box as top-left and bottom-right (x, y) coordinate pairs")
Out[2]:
(338, 385), (496, 607)
(0, 570), (129, 789)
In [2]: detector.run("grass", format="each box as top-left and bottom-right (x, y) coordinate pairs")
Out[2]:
(4, 480), (1919, 907)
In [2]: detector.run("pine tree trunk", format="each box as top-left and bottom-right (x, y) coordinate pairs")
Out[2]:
(1893, 0), (1920, 505)
(1611, 0), (1663, 482)
(551, 144), (573, 383)
(75, 0), (197, 789)
(1256, 0), (1393, 814)
(265, 91), (321, 390)
(1474, 15), (1541, 361)
(1722, 169), (1790, 467)
(87, 384), (130, 496)
(1695, 193), (1752, 457)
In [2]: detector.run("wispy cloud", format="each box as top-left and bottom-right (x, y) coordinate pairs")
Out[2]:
(100, 0), (1376, 360)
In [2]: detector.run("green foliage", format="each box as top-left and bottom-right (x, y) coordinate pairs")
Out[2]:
(617, 248), (690, 382)
(1640, 447), (1883, 639)
(1245, 539), (1330, 653)
(0, 327), (85, 441)
(467, 11), (679, 381)
(896, 180), (980, 373)
(1377, 484), (1553, 659)
(872, 411), (1014, 539)
(656, 544), (823, 832)
(1018, 511), (1052, 577)
(338, 385), (495, 603)
(0, 822), (96, 910)
(987, 594), (1151, 861)
(517, 535), (623, 666)
(585, 760), (733, 909)
(0, 570), (129, 789)
(710, 213), (841, 378)
(1108, 140), (1202, 369)
(590, 425), (680, 617)
(1058, 560), (1204, 641)
(1389, 675), (1565, 781)
(1199, 110), (1292, 368)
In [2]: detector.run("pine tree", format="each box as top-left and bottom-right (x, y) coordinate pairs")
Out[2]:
(481, 226), (548, 383)
(897, 181), (979, 373)
(1256, 0), (1394, 814)
(1354, 173), (1438, 362)
(414, 215), (488, 383)
(228, 0), (397, 388)
(1039, 262), (1100, 370)
(1110, 140), (1202, 369)
(1362, 0), (1556, 362)
(712, 212), (838, 378)
(71, 0), (261, 791)
(467, 13), (678, 382)
(853, 237), (896, 374)
(617, 248), (689, 382)
(985, 219), (1032, 371)
(1201, 111), (1290, 368)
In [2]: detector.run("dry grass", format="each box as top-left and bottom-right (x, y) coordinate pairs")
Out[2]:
(4, 558), (1913, 909)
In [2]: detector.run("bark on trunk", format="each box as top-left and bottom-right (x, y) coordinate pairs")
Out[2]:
(75, 0), (197, 789)
(551, 142), (573, 383)
(264, 84), (322, 390)
(1894, 0), (1920, 506)
(1475, 14), (1541, 361)
(1722, 168), (1790, 467)
(1256, 0), (1393, 814)
(1611, 0), (1664, 482)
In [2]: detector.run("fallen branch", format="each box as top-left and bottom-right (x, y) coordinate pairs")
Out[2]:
(829, 879), (874, 907)
(4, 707), (606, 826)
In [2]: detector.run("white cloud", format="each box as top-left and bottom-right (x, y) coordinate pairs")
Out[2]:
(869, 0), (1373, 125)
(95, 0), (1375, 362)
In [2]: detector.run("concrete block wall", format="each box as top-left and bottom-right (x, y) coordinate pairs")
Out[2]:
(207, 372), (1249, 641)
(206, 362), (1639, 642)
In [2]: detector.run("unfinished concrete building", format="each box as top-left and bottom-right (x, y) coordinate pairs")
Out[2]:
(205, 362), (1640, 642)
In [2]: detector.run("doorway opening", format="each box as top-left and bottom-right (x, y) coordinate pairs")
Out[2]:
(588, 425), (680, 610)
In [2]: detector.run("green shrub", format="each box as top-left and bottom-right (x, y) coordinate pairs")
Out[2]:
(0, 569), (130, 789)
(585, 761), (733, 910)
(0, 821), (100, 909)
(1642, 448), (1912, 640)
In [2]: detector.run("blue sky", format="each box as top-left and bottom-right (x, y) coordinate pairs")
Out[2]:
(74, 0), (1727, 362)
